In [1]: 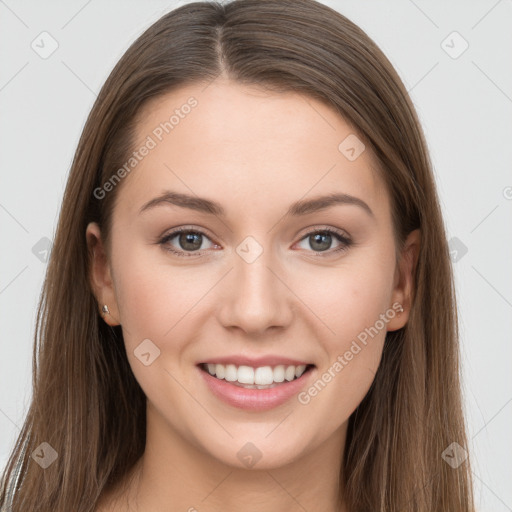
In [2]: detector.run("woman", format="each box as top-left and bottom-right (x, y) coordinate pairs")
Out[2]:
(0, 0), (475, 510)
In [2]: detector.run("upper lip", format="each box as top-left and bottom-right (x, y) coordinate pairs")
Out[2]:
(199, 356), (314, 368)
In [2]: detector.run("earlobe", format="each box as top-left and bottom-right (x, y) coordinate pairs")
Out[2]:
(85, 222), (121, 326)
(387, 229), (421, 331)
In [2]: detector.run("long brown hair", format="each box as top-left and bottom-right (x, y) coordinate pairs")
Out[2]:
(0, 1), (474, 510)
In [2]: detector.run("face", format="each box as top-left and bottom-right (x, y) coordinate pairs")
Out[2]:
(87, 78), (417, 471)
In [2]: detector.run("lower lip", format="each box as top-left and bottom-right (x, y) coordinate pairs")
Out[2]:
(198, 365), (315, 411)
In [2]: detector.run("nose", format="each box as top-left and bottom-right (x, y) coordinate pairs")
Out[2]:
(217, 246), (294, 336)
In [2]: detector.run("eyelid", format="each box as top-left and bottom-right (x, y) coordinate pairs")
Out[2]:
(295, 224), (351, 241)
(160, 225), (217, 242)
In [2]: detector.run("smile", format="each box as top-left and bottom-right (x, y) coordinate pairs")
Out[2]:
(200, 362), (312, 389)
(197, 362), (316, 411)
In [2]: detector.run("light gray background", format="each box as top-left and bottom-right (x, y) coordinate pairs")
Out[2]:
(1, 1), (511, 510)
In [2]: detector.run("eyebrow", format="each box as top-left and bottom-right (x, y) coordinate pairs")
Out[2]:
(139, 190), (374, 218)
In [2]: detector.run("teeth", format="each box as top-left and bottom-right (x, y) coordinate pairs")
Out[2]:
(203, 363), (309, 385)
(273, 365), (285, 383)
(295, 365), (306, 377)
(254, 366), (273, 385)
(237, 365), (254, 384)
(225, 364), (237, 382)
(215, 364), (225, 379)
(285, 365), (296, 381)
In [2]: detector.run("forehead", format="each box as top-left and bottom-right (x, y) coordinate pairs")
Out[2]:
(117, 79), (389, 224)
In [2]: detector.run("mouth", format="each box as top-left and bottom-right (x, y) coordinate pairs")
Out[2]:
(198, 362), (316, 390)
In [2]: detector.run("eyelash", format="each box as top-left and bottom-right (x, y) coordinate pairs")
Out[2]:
(157, 226), (353, 258)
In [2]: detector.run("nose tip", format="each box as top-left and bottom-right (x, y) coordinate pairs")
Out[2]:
(217, 253), (293, 335)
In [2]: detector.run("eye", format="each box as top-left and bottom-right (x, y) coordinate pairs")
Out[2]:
(158, 227), (218, 257)
(158, 226), (352, 258)
(295, 228), (352, 255)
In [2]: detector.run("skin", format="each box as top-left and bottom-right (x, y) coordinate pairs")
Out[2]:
(87, 78), (420, 512)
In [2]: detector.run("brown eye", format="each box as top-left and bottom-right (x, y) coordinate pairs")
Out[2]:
(177, 232), (203, 251)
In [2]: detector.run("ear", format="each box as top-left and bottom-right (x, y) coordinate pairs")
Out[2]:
(86, 222), (121, 326)
(387, 229), (421, 331)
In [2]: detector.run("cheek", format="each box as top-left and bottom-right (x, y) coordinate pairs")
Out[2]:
(296, 253), (395, 347)
(291, 250), (394, 415)
(295, 278), (390, 439)
(111, 245), (191, 347)
(111, 244), (221, 367)
(110, 249), (199, 399)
